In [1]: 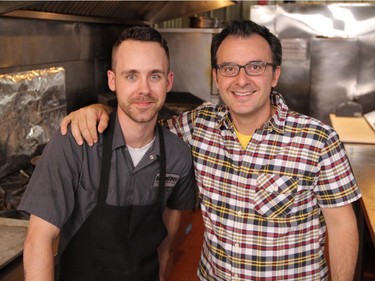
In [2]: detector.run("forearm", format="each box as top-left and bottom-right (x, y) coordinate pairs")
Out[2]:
(158, 209), (181, 281)
(328, 226), (358, 280)
(23, 215), (60, 281)
(323, 205), (359, 281)
(23, 239), (55, 280)
(158, 234), (173, 281)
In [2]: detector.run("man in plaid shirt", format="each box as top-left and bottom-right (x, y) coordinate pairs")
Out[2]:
(61, 21), (361, 280)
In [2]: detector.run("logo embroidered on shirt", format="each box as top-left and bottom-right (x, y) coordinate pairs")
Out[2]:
(153, 173), (180, 189)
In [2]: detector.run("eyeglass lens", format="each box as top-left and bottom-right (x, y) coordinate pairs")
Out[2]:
(219, 62), (269, 76)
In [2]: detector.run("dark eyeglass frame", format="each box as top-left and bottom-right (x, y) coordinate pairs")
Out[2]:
(216, 61), (275, 77)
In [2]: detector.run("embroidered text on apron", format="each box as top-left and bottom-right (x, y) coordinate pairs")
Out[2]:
(59, 111), (167, 281)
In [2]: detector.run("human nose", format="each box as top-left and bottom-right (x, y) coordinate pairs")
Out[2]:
(138, 76), (151, 94)
(235, 67), (251, 86)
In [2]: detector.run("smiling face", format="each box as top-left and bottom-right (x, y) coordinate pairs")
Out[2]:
(107, 39), (173, 124)
(213, 34), (281, 129)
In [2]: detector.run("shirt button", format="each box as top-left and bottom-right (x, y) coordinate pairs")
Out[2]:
(150, 155), (155, 160)
(237, 211), (242, 216)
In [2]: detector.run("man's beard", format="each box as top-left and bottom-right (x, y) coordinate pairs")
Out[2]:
(118, 98), (161, 123)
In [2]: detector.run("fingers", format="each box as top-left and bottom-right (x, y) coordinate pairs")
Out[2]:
(60, 109), (96, 146)
(60, 115), (71, 135)
(97, 113), (110, 134)
(60, 112), (85, 145)
(70, 117), (85, 146)
(60, 104), (111, 146)
(76, 108), (98, 146)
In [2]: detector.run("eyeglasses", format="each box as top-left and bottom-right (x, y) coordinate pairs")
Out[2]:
(216, 61), (275, 77)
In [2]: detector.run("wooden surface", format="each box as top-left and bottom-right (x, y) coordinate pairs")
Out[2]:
(331, 114), (375, 245)
(330, 114), (375, 144)
(344, 144), (375, 246)
(0, 218), (28, 269)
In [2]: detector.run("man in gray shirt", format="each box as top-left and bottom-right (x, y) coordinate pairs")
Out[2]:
(18, 26), (196, 281)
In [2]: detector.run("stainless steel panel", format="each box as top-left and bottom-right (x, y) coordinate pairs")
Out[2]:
(250, 4), (375, 123)
(277, 38), (310, 114)
(0, 17), (124, 112)
(160, 29), (218, 102)
(310, 38), (358, 124)
(0, 18), (80, 68)
(357, 35), (375, 100)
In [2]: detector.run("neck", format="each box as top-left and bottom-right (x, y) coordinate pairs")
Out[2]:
(232, 106), (275, 135)
(117, 110), (157, 148)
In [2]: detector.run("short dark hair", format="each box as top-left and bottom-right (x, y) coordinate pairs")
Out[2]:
(211, 20), (282, 69)
(112, 26), (170, 70)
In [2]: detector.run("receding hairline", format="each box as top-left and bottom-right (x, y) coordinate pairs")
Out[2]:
(111, 39), (170, 72)
(111, 38), (170, 73)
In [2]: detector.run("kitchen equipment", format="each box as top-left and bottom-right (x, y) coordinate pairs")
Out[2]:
(160, 28), (220, 102)
(30, 156), (41, 166)
(251, 4), (375, 124)
(190, 16), (221, 28)
(0, 218), (28, 269)
(335, 99), (363, 117)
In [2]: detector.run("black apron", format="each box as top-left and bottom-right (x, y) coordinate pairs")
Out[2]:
(59, 111), (167, 281)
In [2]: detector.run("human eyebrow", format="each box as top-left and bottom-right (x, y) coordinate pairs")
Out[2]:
(218, 60), (266, 65)
(120, 69), (139, 75)
(150, 69), (165, 75)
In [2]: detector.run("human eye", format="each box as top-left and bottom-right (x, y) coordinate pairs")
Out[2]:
(150, 73), (162, 82)
(251, 63), (262, 70)
(126, 73), (137, 81)
(222, 65), (238, 75)
(246, 62), (264, 74)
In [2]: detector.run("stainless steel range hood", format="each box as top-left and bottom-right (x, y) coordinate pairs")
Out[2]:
(0, 1), (236, 25)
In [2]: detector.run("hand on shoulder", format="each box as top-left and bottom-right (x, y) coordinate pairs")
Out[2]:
(60, 104), (112, 146)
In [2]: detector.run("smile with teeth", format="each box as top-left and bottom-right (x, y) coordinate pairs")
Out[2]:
(232, 90), (256, 96)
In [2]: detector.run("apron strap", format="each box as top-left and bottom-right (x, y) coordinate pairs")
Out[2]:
(157, 124), (166, 211)
(98, 111), (117, 203)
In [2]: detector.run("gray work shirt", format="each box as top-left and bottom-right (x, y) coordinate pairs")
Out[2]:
(18, 116), (196, 256)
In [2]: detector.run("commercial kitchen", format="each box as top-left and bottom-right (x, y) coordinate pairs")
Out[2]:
(0, 1), (374, 280)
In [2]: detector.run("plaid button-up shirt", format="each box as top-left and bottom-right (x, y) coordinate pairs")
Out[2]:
(163, 92), (361, 281)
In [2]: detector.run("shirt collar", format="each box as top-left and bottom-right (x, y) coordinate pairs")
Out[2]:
(269, 91), (288, 134)
(111, 114), (161, 157)
(215, 105), (232, 130)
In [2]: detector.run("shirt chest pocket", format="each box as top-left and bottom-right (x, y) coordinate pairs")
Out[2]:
(254, 174), (298, 218)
